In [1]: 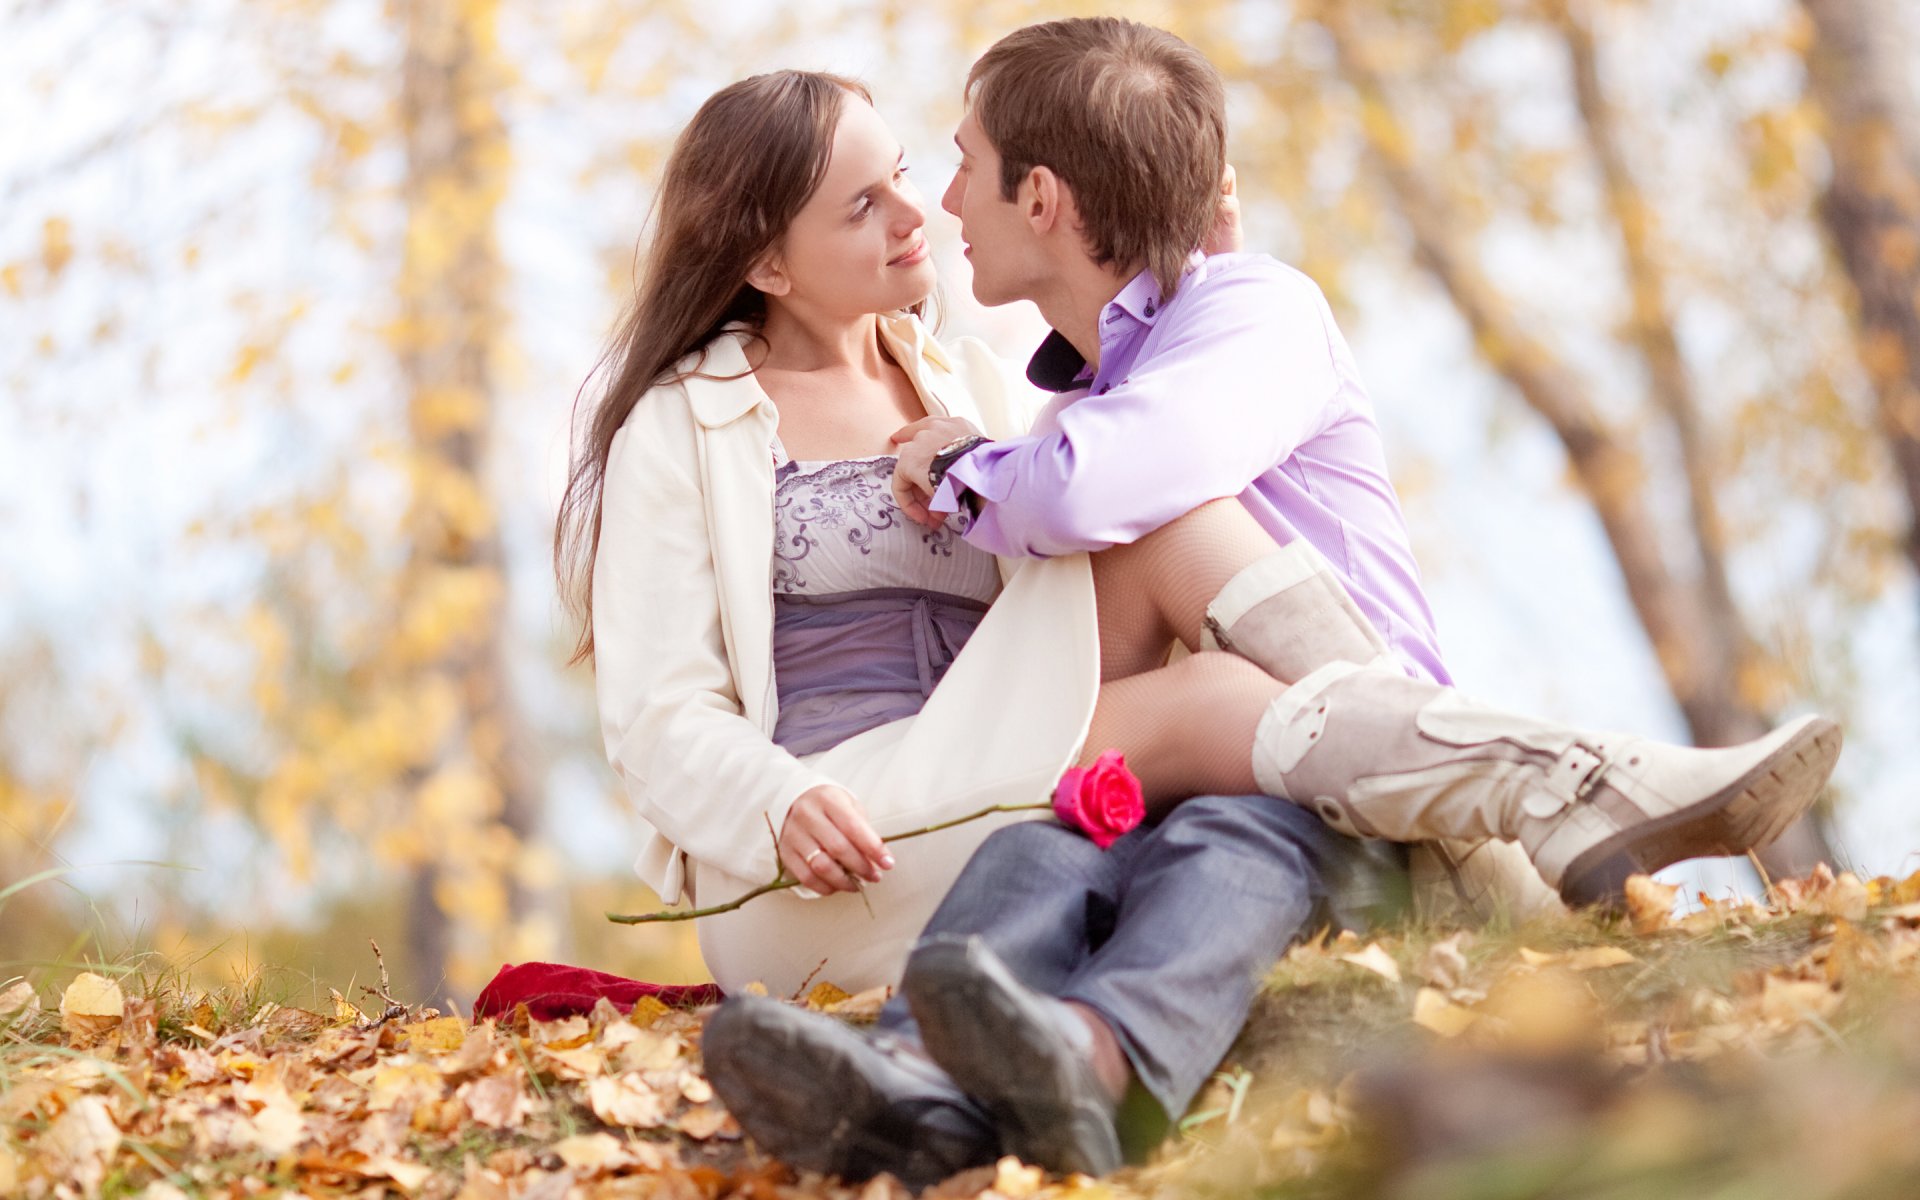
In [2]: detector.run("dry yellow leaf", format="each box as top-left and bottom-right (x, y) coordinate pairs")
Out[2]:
(404, 1015), (467, 1054)
(1338, 942), (1402, 983)
(1626, 875), (1680, 935)
(992, 1156), (1047, 1197)
(826, 985), (892, 1021)
(0, 1144), (16, 1194)
(1412, 987), (1479, 1037)
(627, 995), (672, 1027)
(364, 1155), (433, 1192)
(41, 1094), (121, 1194)
(459, 1072), (532, 1130)
(1565, 946), (1638, 972)
(677, 1103), (739, 1140)
(1416, 934), (1470, 989)
(587, 1073), (667, 1128)
(367, 1062), (447, 1112)
(552, 1132), (629, 1173)
(805, 981), (853, 1010)
(60, 972), (125, 1044)
(1518, 947), (1560, 967)
(1759, 976), (1840, 1025)
(0, 979), (38, 1018)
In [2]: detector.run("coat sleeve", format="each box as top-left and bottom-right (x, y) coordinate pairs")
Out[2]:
(593, 390), (833, 896)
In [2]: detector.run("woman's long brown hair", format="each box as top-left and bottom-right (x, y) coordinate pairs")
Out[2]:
(555, 71), (912, 664)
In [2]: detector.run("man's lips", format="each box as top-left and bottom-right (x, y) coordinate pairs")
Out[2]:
(889, 239), (930, 266)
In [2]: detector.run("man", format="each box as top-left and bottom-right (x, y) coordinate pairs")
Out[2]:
(706, 15), (1840, 1183)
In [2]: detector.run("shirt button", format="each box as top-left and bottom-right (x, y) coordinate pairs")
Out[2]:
(1144, 301), (1157, 317)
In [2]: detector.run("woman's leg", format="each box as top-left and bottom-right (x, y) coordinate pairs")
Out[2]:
(1080, 651), (1282, 808)
(1087, 498), (1280, 683)
(1076, 497), (1842, 907)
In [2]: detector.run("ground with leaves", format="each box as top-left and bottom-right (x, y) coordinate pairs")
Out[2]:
(7, 865), (1920, 1199)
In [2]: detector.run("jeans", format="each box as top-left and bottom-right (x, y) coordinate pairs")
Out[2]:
(876, 794), (1407, 1139)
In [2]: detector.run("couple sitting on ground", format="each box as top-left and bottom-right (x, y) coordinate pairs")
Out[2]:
(554, 16), (1843, 1185)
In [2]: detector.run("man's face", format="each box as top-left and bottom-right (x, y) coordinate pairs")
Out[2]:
(942, 110), (1038, 307)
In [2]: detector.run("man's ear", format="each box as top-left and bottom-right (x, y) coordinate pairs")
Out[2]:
(1022, 166), (1062, 236)
(1023, 166), (1087, 243)
(745, 247), (791, 297)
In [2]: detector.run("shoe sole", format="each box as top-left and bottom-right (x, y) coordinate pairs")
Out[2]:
(701, 999), (982, 1188)
(904, 938), (1122, 1177)
(1559, 715), (1844, 907)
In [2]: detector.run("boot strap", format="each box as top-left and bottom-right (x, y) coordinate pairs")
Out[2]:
(1533, 745), (1610, 818)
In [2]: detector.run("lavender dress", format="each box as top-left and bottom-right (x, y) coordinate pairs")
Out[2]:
(768, 449), (1003, 756)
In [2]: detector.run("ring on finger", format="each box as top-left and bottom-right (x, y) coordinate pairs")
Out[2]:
(804, 848), (827, 870)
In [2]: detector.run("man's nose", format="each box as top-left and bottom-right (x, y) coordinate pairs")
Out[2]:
(940, 170), (962, 218)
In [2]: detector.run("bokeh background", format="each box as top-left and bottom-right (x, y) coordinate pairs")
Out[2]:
(3, 0), (1917, 1009)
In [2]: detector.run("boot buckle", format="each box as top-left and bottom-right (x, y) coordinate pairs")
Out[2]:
(1531, 745), (1610, 818)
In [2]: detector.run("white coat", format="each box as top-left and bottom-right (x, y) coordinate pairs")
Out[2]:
(592, 314), (1100, 994)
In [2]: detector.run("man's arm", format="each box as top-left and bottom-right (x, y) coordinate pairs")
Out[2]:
(933, 262), (1348, 558)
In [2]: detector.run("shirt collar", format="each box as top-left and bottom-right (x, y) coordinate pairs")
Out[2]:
(1025, 330), (1091, 393)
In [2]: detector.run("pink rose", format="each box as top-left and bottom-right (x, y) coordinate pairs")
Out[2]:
(1052, 750), (1146, 849)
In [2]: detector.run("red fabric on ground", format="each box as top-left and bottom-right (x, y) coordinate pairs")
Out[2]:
(472, 962), (723, 1022)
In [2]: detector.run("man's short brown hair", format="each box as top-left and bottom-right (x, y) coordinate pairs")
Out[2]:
(966, 17), (1226, 299)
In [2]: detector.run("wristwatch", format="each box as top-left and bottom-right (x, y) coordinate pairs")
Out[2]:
(926, 433), (990, 494)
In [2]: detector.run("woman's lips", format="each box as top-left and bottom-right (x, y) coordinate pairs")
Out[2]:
(890, 240), (930, 266)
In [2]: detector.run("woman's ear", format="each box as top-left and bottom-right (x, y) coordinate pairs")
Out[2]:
(746, 248), (791, 297)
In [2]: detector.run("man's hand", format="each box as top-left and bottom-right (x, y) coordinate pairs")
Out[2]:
(1201, 164), (1242, 256)
(779, 784), (894, 895)
(890, 416), (981, 530)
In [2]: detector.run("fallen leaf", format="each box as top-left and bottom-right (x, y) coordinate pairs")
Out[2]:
(0, 1145), (15, 1195)
(41, 1094), (121, 1193)
(804, 982), (853, 1010)
(992, 1156), (1047, 1197)
(460, 1072), (533, 1129)
(367, 1061), (446, 1112)
(1759, 976), (1840, 1026)
(0, 979), (39, 1019)
(1412, 987), (1478, 1037)
(1416, 934), (1470, 989)
(553, 1132), (630, 1173)
(404, 1015), (467, 1054)
(1518, 947), (1560, 967)
(60, 972), (125, 1044)
(1811, 872), (1870, 922)
(677, 1070), (713, 1104)
(627, 995), (672, 1026)
(1564, 946), (1637, 972)
(1625, 875), (1680, 935)
(364, 1155), (434, 1192)
(1338, 942), (1401, 983)
(329, 987), (365, 1024)
(825, 985), (892, 1021)
(588, 1072), (667, 1128)
(677, 1103), (740, 1140)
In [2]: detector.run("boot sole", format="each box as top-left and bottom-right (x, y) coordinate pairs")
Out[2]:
(904, 938), (1122, 1177)
(1559, 715), (1843, 907)
(701, 998), (993, 1188)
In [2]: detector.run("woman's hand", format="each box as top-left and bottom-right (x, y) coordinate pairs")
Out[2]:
(890, 416), (983, 529)
(779, 784), (896, 894)
(1201, 164), (1242, 256)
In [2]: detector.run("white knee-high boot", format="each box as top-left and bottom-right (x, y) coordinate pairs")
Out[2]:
(1252, 661), (1841, 905)
(1206, 543), (1843, 907)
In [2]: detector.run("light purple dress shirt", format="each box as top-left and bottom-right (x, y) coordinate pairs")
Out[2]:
(928, 253), (1451, 685)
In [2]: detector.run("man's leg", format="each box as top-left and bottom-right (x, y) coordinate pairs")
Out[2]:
(906, 794), (1384, 1171)
(708, 817), (1121, 1187)
(874, 817), (1123, 1044)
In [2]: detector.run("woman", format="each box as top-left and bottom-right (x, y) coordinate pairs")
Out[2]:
(556, 73), (1108, 994)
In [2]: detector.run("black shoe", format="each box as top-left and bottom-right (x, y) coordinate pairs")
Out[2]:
(701, 996), (1002, 1190)
(902, 936), (1122, 1176)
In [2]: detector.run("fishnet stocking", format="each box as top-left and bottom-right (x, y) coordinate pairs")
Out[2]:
(1076, 498), (1296, 808)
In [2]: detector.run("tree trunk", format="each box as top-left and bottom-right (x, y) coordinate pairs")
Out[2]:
(395, 0), (538, 1004)
(1321, 12), (1833, 874)
(1801, 0), (1920, 579)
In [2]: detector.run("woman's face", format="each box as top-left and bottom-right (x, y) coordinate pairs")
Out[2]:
(756, 97), (935, 317)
